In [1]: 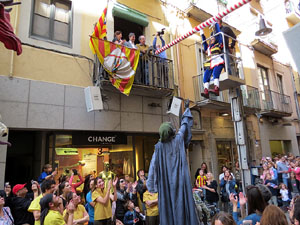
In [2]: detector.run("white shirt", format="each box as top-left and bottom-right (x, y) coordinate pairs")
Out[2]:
(280, 189), (289, 201)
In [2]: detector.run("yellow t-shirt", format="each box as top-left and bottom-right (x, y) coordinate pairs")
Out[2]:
(143, 191), (159, 217)
(44, 210), (65, 225)
(63, 204), (86, 224)
(92, 188), (112, 221)
(28, 194), (43, 225)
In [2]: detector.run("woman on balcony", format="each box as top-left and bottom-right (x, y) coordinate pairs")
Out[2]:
(200, 22), (224, 98)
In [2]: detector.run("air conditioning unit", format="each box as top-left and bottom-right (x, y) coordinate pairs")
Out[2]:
(84, 86), (104, 112)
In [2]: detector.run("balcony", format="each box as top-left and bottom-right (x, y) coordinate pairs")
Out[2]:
(260, 90), (293, 117)
(285, 0), (300, 24)
(193, 74), (260, 113)
(95, 53), (174, 97)
(251, 38), (278, 56)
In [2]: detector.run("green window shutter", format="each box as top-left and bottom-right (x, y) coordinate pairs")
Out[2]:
(112, 3), (149, 27)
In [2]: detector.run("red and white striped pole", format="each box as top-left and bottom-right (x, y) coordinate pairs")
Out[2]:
(155, 0), (252, 55)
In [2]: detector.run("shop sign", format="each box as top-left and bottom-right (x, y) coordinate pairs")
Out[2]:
(55, 148), (78, 155)
(72, 132), (127, 146)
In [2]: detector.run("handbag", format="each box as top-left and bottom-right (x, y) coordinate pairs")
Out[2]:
(221, 191), (229, 202)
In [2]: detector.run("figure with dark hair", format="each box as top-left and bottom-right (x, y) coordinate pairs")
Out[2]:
(217, 20), (236, 75)
(211, 212), (236, 225)
(201, 162), (208, 175)
(86, 179), (95, 225)
(28, 179), (56, 225)
(38, 164), (57, 184)
(136, 170), (147, 203)
(147, 103), (199, 225)
(63, 192), (89, 224)
(92, 177), (118, 225)
(83, 174), (94, 199)
(40, 193), (74, 225)
(59, 181), (72, 208)
(230, 185), (267, 225)
(220, 170), (236, 213)
(112, 31), (125, 45)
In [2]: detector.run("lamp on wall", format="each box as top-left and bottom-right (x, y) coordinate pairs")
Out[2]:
(255, 16), (272, 36)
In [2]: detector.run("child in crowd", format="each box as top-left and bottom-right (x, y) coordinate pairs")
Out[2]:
(279, 183), (290, 211)
(123, 200), (139, 225)
(289, 171), (300, 198)
(143, 189), (159, 225)
(192, 188), (211, 222)
(196, 169), (207, 199)
(37, 164), (57, 184)
(264, 173), (278, 206)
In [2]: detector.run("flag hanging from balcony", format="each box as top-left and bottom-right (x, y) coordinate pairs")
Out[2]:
(90, 37), (140, 96)
(89, 5), (107, 54)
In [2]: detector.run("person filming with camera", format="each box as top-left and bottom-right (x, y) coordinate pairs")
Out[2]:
(152, 29), (166, 60)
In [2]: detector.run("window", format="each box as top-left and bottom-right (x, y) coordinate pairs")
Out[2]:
(276, 74), (284, 95)
(31, 0), (72, 46)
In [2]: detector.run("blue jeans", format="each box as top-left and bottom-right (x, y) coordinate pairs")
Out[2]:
(283, 178), (289, 187)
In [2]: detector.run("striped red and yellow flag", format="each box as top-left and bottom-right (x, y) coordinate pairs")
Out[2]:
(90, 37), (140, 96)
(89, 6), (107, 54)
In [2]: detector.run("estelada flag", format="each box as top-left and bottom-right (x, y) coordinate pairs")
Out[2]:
(89, 6), (107, 54)
(90, 37), (140, 96)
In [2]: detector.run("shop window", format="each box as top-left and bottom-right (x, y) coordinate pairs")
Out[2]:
(31, 0), (73, 46)
(50, 134), (135, 182)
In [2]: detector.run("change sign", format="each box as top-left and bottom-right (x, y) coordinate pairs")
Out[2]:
(72, 132), (127, 146)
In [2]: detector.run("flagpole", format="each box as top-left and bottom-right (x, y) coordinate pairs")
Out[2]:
(155, 0), (252, 55)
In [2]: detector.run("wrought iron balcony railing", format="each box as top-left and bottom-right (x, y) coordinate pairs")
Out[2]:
(94, 52), (174, 90)
(260, 90), (293, 115)
(193, 74), (260, 109)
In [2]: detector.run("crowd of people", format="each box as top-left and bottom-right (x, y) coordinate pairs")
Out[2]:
(192, 153), (300, 225)
(2, 153), (300, 225)
(0, 165), (158, 225)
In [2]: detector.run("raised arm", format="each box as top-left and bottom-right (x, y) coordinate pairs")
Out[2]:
(153, 36), (157, 50)
(215, 22), (223, 45)
(160, 36), (165, 47)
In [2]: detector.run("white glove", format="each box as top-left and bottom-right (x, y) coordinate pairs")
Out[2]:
(199, 29), (204, 35)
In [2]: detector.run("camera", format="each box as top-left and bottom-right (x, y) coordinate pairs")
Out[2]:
(153, 28), (165, 36)
(72, 169), (78, 175)
(137, 212), (146, 221)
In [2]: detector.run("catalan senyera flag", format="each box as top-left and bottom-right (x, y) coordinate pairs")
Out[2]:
(89, 6), (107, 54)
(90, 37), (140, 96)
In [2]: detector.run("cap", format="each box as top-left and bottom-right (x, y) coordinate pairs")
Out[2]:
(12, 184), (26, 195)
(266, 157), (271, 160)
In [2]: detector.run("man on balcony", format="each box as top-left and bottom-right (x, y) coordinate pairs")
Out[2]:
(153, 32), (168, 88)
(217, 20), (236, 75)
(137, 35), (150, 85)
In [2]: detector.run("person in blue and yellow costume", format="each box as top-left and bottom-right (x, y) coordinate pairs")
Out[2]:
(200, 21), (224, 98)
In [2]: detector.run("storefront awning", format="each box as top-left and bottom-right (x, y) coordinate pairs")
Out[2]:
(112, 3), (149, 27)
